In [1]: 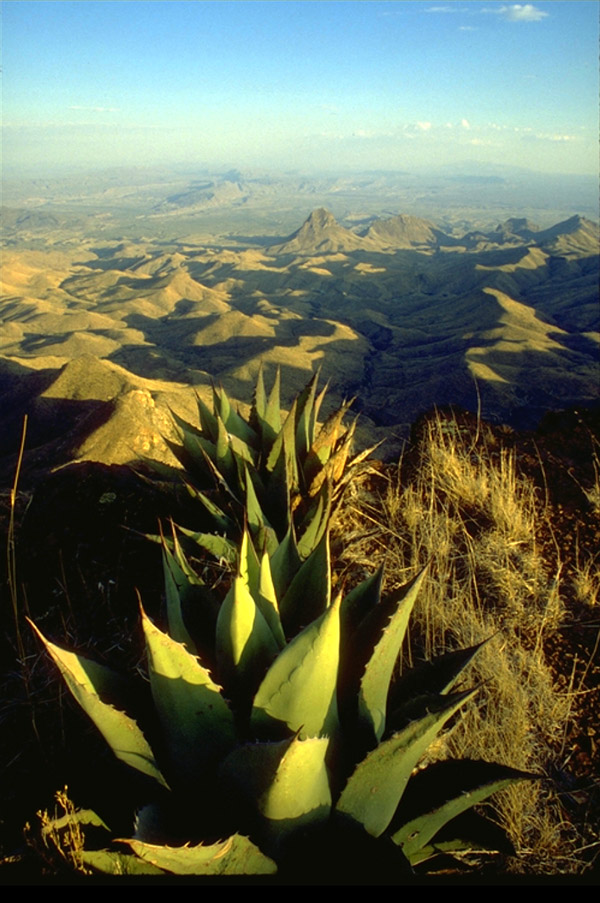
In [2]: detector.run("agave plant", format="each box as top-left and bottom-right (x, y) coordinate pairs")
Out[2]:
(150, 366), (377, 561)
(30, 526), (531, 879)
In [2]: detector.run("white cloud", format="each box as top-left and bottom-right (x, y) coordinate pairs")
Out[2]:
(416, 121), (432, 130)
(546, 133), (577, 142)
(459, 25), (477, 30)
(497, 5), (548, 22)
(461, 118), (471, 129)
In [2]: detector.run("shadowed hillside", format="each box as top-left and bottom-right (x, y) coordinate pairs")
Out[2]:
(1, 208), (598, 474)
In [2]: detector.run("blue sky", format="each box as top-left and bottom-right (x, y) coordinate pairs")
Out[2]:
(2, 1), (598, 176)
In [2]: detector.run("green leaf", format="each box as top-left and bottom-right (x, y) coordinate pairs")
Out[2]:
(294, 370), (320, 463)
(257, 549), (286, 649)
(184, 484), (236, 534)
(335, 689), (476, 838)
(216, 574), (280, 696)
(388, 640), (487, 722)
(245, 463), (277, 554)
(121, 834), (277, 875)
(305, 399), (352, 478)
(215, 411), (238, 489)
(219, 735), (331, 854)
(29, 621), (168, 789)
(279, 530), (331, 637)
(264, 367), (282, 440)
(296, 480), (331, 560)
(177, 526), (237, 564)
(354, 569), (427, 743)
(82, 849), (166, 875)
(251, 594), (341, 740)
(340, 565), (384, 641)
(269, 524), (302, 602)
(196, 393), (219, 442)
(252, 361), (268, 423)
(389, 759), (534, 860)
(142, 608), (236, 787)
(214, 384), (259, 448)
(161, 535), (197, 651)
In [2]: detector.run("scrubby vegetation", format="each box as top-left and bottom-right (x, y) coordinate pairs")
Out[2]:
(336, 409), (600, 875)
(1, 386), (598, 880)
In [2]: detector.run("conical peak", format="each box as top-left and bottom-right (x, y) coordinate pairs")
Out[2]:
(304, 208), (338, 231)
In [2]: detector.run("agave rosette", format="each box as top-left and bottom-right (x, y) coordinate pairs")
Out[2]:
(155, 367), (378, 561)
(31, 523), (531, 878)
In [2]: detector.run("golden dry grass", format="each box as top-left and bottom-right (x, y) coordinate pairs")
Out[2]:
(335, 409), (594, 874)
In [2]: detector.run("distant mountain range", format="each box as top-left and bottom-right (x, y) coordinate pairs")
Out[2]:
(1, 205), (598, 477)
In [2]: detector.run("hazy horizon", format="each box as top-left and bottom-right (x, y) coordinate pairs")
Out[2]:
(2, 0), (599, 179)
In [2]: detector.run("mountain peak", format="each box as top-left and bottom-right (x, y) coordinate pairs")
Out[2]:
(304, 207), (338, 230)
(269, 207), (370, 255)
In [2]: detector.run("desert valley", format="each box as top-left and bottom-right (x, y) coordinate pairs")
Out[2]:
(1, 168), (598, 474)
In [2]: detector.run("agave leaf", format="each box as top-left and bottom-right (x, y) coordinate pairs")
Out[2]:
(352, 569), (427, 744)
(251, 594), (341, 740)
(216, 575), (280, 697)
(340, 565), (384, 643)
(196, 393), (219, 442)
(264, 367), (282, 440)
(265, 399), (299, 535)
(331, 416), (357, 483)
(346, 440), (384, 473)
(389, 759), (534, 860)
(141, 608), (236, 787)
(179, 428), (217, 472)
(279, 531), (331, 637)
(335, 689), (476, 838)
(305, 399), (353, 477)
(170, 408), (203, 441)
(266, 398), (298, 476)
(212, 383), (230, 429)
(252, 361), (268, 424)
(296, 480), (332, 560)
(215, 386), (259, 448)
(388, 640), (488, 721)
(306, 420), (356, 499)
(406, 837), (477, 867)
(81, 849), (166, 875)
(244, 464), (277, 551)
(177, 526), (237, 564)
(161, 535), (197, 651)
(121, 834), (277, 875)
(358, 570), (425, 740)
(269, 524), (302, 602)
(257, 549), (286, 649)
(228, 430), (257, 468)
(29, 621), (168, 789)
(219, 735), (331, 854)
(406, 808), (518, 865)
(215, 411), (238, 490)
(312, 380), (329, 432)
(184, 484), (236, 534)
(294, 370), (320, 463)
(238, 528), (261, 603)
(134, 456), (183, 484)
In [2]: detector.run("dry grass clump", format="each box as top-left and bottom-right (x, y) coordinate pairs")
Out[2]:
(336, 410), (590, 874)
